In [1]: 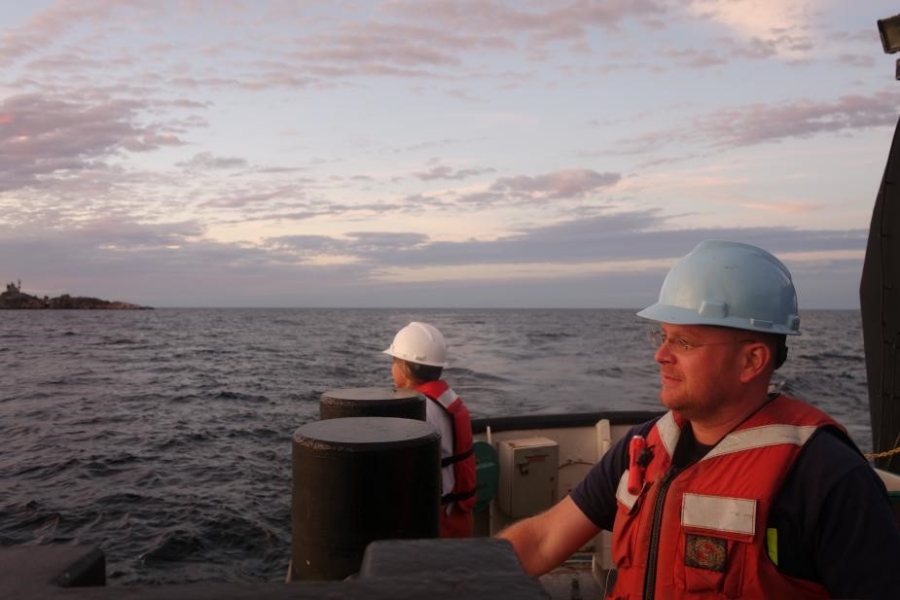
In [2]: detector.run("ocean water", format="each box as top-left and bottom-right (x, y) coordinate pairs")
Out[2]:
(0, 308), (869, 585)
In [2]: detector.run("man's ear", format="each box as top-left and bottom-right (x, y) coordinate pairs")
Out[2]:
(739, 341), (771, 384)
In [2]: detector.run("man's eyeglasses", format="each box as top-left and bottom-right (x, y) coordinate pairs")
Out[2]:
(647, 329), (756, 353)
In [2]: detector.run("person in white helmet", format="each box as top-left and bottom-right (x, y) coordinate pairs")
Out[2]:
(499, 240), (900, 599)
(384, 321), (476, 537)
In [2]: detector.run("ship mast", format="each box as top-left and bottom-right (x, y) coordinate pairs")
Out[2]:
(861, 13), (900, 474)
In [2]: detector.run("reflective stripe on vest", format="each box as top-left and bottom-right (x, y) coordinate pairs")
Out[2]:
(704, 424), (819, 461)
(656, 411), (680, 459)
(433, 387), (459, 410)
(656, 415), (821, 463)
(616, 471), (639, 512)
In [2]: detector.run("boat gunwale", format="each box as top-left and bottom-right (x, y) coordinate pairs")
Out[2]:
(471, 410), (664, 434)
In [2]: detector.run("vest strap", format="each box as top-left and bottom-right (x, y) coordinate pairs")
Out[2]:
(441, 488), (476, 505)
(441, 444), (474, 467)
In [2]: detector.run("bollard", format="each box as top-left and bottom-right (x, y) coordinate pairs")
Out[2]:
(291, 416), (440, 581)
(319, 387), (425, 421)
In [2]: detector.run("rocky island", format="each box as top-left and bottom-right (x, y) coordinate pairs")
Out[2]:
(0, 281), (151, 310)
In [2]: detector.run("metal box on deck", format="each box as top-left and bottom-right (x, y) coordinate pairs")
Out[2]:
(497, 437), (559, 518)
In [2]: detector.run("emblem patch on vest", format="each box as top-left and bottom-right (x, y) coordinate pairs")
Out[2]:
(685, 535), (727, 572)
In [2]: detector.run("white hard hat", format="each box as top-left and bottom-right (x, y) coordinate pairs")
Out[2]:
(383, 321), (448, 367)
(637, 240), (801, 335)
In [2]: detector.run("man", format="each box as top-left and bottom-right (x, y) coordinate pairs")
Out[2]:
(498, 240), (900, 599)
(384, 321), (477, 537)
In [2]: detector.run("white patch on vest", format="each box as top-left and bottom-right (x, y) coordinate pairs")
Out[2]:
(703, 424), (818, 461)
(435, 388), (458, 409)
(616, 471), (638, 511)
(681, 493), (756, 536)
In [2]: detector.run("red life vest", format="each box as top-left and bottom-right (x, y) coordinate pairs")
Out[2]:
(609, 394), (843, 600)
(417, 380), (477, 513)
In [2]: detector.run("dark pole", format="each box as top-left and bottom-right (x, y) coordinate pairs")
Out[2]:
(861, 19), (900, 473)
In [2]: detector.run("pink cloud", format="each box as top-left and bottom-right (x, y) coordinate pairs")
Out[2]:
(0, 93), (186, 191)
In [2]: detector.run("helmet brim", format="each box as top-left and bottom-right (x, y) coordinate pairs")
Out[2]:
(637, 303), (801, 336)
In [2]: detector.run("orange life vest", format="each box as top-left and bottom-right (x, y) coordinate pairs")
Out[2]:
(417, 381), (477, 522)
(609, 394), (843, 600)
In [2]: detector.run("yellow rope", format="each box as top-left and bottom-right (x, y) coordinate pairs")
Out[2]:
(865, 445), (900, 460)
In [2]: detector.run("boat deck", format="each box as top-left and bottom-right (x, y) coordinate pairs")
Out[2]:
(539, 554), (608, 600)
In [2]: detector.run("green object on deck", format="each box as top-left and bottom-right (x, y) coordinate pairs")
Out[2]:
(474, 441), (499, 512)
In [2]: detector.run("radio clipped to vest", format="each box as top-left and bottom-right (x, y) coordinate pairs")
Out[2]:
(627, 435), (654, 495)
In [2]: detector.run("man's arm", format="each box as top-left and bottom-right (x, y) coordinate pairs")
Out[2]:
(772, 430), (900, 598)
(499, 421), (651, 576)
(815, 461), (900, 599)
(497, 495), (601, 576)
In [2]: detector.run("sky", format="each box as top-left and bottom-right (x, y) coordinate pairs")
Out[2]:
(1, 0), (899, 309)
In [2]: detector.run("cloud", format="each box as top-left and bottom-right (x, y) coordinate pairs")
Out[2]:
(345, 210), (867, 268)
(0, 93), (184, 192)
(177, 152), (249, 170)
(0, 214), (203, 266)
(265, 234), (347, 256)
(0, 2), (127, 67)
(412, 165), (495, 181)
(489, 169), (621, 200)
(2, 0), (677, 97)
(346, 231), (431, 250)
(0, 202), (869, 308)
(265, 231), (430, 257)
(383, 0), (670, 40)
(616, 90), (900, 153)
(700, 92), (900, 147)
(198, 187), (307, 210)
(685, 0), (816, 57)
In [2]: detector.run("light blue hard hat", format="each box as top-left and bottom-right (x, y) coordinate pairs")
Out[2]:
(637, 240), (800, 335)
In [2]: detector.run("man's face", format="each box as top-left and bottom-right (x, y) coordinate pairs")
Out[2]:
(650, 323), (750, 420)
